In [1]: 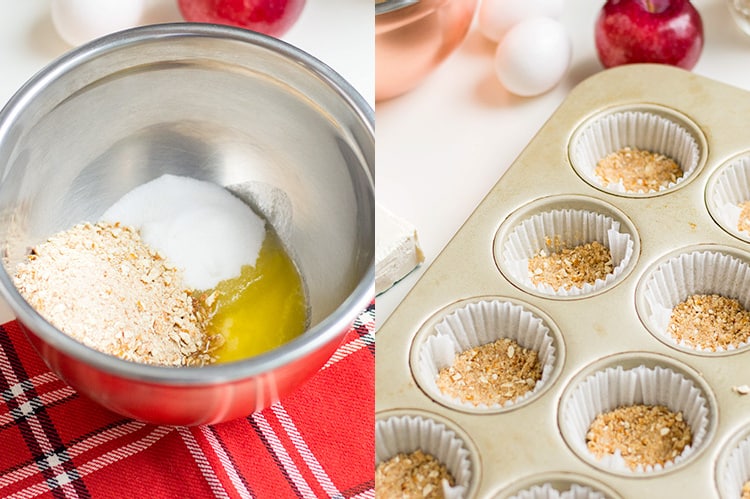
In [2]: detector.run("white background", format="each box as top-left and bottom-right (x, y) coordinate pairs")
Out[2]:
(376, 0), (750, 325)
(0, 0), (373, 324)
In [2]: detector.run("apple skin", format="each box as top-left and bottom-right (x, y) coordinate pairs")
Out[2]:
(595, 0), (703, 70)
(178, 0), (306, 38)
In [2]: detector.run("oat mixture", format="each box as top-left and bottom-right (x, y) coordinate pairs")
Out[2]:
(742, 481), (750, 499)
(375, 449), (455, 499)
(13, 222), (218, 366)
(586, 404), (692, 470)
(528, 240), (614, 291)
(436, 338), (542, 406)
(667, 294), (750, 351)
(594, 147), (683, 193)
(738, 201), (750, 234)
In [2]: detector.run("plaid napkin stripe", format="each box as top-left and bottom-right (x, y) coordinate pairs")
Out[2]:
(0, 301), (375, 499)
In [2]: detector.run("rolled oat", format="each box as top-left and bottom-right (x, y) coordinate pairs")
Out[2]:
(375, 449), (454, 499)
(13, 222), (218, 366)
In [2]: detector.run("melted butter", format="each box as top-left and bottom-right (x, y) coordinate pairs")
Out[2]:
(205, 230), (307, 363)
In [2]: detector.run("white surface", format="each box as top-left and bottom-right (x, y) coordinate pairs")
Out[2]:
(0, 0), (373, 324)
(376, 0), (750, 326)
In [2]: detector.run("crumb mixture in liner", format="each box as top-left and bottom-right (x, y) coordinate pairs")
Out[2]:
(594, 147), (682, 193)
(718, 433), (750, 499)
(707, 156), (750, 240)
(569, 110), (700, 194)
(501, 209), (634, 297)
(639, 250), (750, 352)
(586, 404), (692, 470)
(559, 365), (710, 474)
(376, 449), (454, 499)
(415, 300), (556, 410)
(376, 415), (473, 499)
(508, 483), (609, 499)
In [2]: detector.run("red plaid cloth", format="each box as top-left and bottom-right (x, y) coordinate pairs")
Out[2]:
(0, 302), (374, 499)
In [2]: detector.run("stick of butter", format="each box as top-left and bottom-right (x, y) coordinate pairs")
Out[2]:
(376, 202), (425, 295)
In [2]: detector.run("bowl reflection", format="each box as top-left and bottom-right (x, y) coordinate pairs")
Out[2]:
(376, 0), (478, 101)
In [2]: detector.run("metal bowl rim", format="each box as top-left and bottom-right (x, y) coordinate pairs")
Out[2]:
(0, 23), (375, 385)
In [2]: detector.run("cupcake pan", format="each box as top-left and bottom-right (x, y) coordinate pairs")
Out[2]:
(376, 65), (750, 498)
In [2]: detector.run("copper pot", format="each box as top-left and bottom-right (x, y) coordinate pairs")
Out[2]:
(376, 0), (478, 101)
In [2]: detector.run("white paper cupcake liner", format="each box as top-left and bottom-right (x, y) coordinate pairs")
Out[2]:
(500, 209), (634, 297)
(570, 110), (700, 195)
(415, 299), (557, 411)
(509, 483), (609, 499)
(707, 156), (750, 241)
(376, 414), (473, 499)
(718, 434), (750, 499)
(559, 365), (711, 474)
(639, 250), (750, 352)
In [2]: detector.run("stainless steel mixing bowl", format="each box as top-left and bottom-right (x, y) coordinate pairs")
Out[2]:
(0, 24), (374, 426)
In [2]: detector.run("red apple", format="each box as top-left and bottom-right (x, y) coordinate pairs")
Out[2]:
(595, 0), (703, 70)
(178, 0), (306, 38)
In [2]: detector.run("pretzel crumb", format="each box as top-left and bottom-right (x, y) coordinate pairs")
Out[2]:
(13, 222), (219, 366)
(375, 449), (454, 499)
(436, 338), (542, 406)
(595, 147), (682, 192)
(528, 240), (613, 291)
(586, 404), (692, 470)
(667, 294), (750, 351)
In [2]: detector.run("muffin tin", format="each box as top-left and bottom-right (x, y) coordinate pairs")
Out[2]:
(375, 65), (750, 498)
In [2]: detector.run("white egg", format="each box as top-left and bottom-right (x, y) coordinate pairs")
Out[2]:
(478, 0), (564, 42)
(51, 0), (146, 47)
(494, 17), (571, 97)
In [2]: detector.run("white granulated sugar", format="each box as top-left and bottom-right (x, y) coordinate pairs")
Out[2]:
(102, 174), (266, 290)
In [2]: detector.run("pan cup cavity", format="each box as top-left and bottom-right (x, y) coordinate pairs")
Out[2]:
(508, 484), (610, 499)
(569, 106), (704, 197)
(494, 196), (638, 299)
(493, 473), (622, 499)
(706, 154), (750, 243)
(410, 297), (563, 414)
(636, 247), (750, 354)
(558, 355), (715, 476)
(375, 412), (478, 499)
(716, 424), (750, 499)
